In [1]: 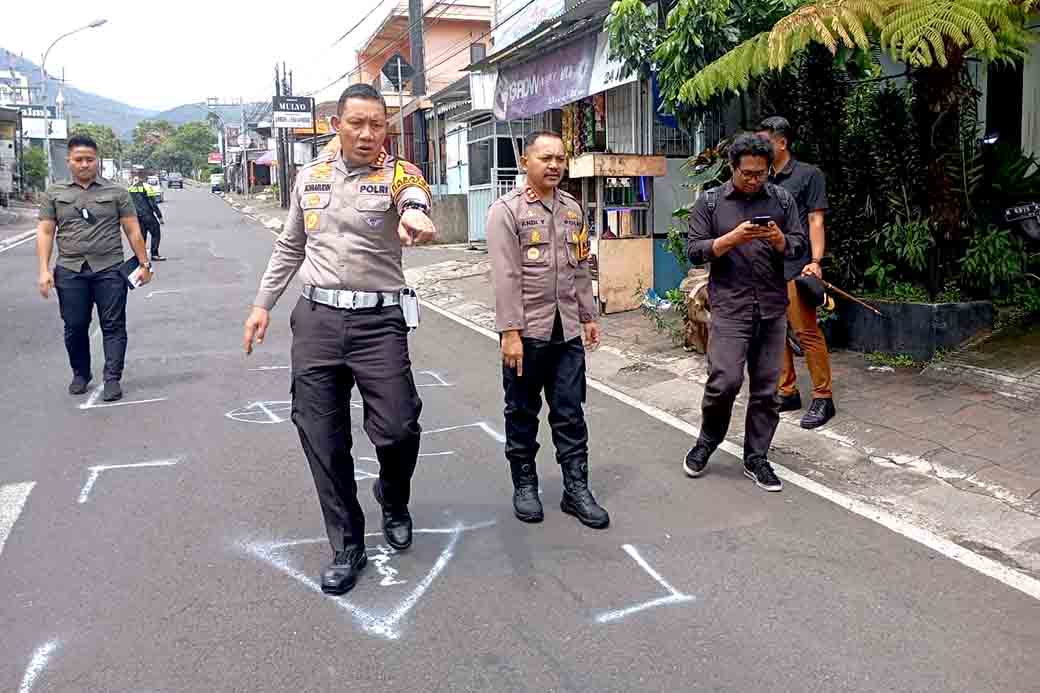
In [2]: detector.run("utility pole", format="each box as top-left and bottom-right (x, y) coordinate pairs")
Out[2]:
(408, 0), (426, 171)
(241, 96), (248, 197)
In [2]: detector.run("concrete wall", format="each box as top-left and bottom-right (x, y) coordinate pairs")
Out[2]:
(431, 194), (468, 243)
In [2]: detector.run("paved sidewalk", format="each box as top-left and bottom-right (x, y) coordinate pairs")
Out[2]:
(402, 251), (1040, 578)
(221, 192), (1040, 578)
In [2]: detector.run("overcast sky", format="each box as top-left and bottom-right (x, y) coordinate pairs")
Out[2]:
(2, 0), (392, 111)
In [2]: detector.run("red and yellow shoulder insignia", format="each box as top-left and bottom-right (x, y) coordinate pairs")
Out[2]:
(391, 159), (431, 200)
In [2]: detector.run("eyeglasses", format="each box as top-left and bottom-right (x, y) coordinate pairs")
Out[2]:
(737, 168), (768, 181)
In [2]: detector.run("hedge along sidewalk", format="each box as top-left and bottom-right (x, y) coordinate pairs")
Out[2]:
(403, 250), (1040, 579)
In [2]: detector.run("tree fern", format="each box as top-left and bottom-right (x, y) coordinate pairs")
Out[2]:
(679, 0), (1037, 105)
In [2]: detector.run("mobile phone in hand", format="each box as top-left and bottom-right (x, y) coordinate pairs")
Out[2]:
(750, 215), (772, 227)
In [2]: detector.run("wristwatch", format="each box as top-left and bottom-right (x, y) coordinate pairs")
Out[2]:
(141, 261), (152, 270)
(401, 201), (429, 214)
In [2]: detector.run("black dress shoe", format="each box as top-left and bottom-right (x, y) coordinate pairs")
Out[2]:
(68, 374), (92, 395)
(321, 548), (367, 595)
(801, 398), (836, 429)
(778, 391), (803, 413)
(373, 481), (413, 550)
(102, 380), (122, 402)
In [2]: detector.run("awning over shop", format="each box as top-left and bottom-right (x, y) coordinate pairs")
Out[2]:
(255, 150), (276, 165)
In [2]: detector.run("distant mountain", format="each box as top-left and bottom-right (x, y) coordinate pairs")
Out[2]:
(1, 48), (157, 137)
(151, 102), (269, 129)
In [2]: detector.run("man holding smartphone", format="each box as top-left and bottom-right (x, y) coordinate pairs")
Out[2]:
(683, 133), (806, 491)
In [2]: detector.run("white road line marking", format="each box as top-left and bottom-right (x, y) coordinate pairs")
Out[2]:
(79, 386), (167, 410)
(423, 422), (505, 443)
(145, 289), (183, 298)
(248, 365), (290, 371)
(358, 452), (456, 463)
(247, 521), (494, 639)
(420, 300), (1040, 602)
(416, 370), (453, 387)
(78, 458), (181, 504)
(595, 545), (694, 624)
(265, 521), (498, 549)
(18, 639), (58, 693)
(256, 401), (280, 423)
(0, 231), (37, 255)
(0, 482), (35, 557)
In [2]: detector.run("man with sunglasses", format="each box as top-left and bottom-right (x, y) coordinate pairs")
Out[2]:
(683, 133), (806, 491)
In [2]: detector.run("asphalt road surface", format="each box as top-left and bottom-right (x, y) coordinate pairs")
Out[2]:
(2, 186), (1038, 692)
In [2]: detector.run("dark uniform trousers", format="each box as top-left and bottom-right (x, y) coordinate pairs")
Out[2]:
(289, 297), (423, 553)
(697, 307), (787, 464)
(54, 262), (128, 382)
(139, 216), (160, 256)
(502, 316), (588, 471)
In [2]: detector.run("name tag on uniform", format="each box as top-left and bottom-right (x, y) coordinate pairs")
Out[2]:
(359, 183), (390, 195)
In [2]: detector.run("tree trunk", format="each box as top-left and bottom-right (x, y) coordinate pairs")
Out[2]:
(909, 42), (970, 298)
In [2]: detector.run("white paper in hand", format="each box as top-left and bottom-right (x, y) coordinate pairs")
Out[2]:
(128, 266), (147, 288)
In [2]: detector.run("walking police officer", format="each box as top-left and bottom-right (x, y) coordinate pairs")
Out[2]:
(243, 84), (436, 595)
(128, 176), (165, 261)
(487, 130), (609, 529)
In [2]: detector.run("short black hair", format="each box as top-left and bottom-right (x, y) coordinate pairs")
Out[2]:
(67, 134), (98, 152)
(728, 133), (773, 168)
(524, 130), (563, 151)
(337, 83), (387, 116)
(758, 116), (794, 143)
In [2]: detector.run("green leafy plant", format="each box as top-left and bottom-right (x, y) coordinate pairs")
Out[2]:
(22, 146), (48, 191)
(665, 225), (691, 274)
(867, 351), (919, 369)
(960, 225), (1027, 291)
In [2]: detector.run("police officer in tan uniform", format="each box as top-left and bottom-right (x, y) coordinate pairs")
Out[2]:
(243, 84), (436, 595)
(487, 130), (609, 529)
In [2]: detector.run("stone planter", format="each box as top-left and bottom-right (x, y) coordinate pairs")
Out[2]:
(837, 299), (994, 361)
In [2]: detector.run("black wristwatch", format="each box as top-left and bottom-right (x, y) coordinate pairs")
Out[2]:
(401, 201), (429, 214)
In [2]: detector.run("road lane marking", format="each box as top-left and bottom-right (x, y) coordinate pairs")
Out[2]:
(18, 639), (58, 693)
(595, 545), (695, 624)
(0, 482), (35, 557)
(0, 230), (37, 255)
(423, 422), (505, 443)
(420, 299), (1040, 602)
(78, 459), (181, 504)
(248, 365), (290, 371)
(416, 370), (452, 387)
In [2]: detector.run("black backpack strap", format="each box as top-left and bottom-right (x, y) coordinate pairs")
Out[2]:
(767, 183), (793, 213)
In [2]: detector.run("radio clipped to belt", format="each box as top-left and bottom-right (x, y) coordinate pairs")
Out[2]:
(400, 288), (421, 329)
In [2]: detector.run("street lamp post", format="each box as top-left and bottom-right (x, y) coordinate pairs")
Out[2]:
(41, 19), (107, 189)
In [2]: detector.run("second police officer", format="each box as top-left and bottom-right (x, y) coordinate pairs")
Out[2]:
(243, 84), (436, 596)
(487, 130), (609, 529)
(127, 176), (165, 262)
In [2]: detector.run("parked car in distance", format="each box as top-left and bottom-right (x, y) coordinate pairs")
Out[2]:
(210, 173), (224, 193)
(167, 173), (184, 189)
(146, 175), (164, 203)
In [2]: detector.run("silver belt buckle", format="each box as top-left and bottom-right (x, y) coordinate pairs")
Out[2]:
(339, 290), (354, 309)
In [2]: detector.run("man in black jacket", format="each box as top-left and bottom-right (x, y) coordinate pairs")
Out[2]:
(128, 177), (165, 261)
(683, 133), (807, 492)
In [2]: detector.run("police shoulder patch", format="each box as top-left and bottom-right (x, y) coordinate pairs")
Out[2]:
(391, 159), (431, 201)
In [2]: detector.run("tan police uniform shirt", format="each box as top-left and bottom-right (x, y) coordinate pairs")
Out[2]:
(487, 186), (596, 342)
(39, 177), (136, 272)
(253, 150), (432, 310)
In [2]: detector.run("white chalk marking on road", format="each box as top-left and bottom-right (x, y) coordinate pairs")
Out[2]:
(256, 401), (280, 423)
(246, 520), (493, 639)
(90, 326), (101, 339)
(416, 370), (453, 387)
(0, 482), (35, 558)
(78, 385), (167, 410)
(145, 289), (183, 298)
(595, 545), (695, 624)
(423, 421), (506, 443)
(225, 400), (291, 424)
(78, 458), (181, 504)
(265, 521), (498, 549)
(358, 451), (456, 463)
(248, 365), (290, 371)
(18, 639), (58, 693)
(370, 544), (407, 586)
(420, 299), (1040, 602)
(0, 230), (37, 254)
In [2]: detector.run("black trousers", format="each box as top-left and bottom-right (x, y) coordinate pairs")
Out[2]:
(139, 216), (160, 256)
(54, 263), (128, 382)
(290, 297), (423, 554)
(502, 332), (589, 473)
(697, 309), (787, 464)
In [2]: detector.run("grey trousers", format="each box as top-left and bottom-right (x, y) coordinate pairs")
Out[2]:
(696, 310), (787, 464)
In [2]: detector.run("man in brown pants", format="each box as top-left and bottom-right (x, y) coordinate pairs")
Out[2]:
(759, 117), (836, 430)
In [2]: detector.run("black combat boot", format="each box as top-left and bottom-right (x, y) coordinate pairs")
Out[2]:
(510, 460), (543, 522)
(560, 460), (609, 529)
